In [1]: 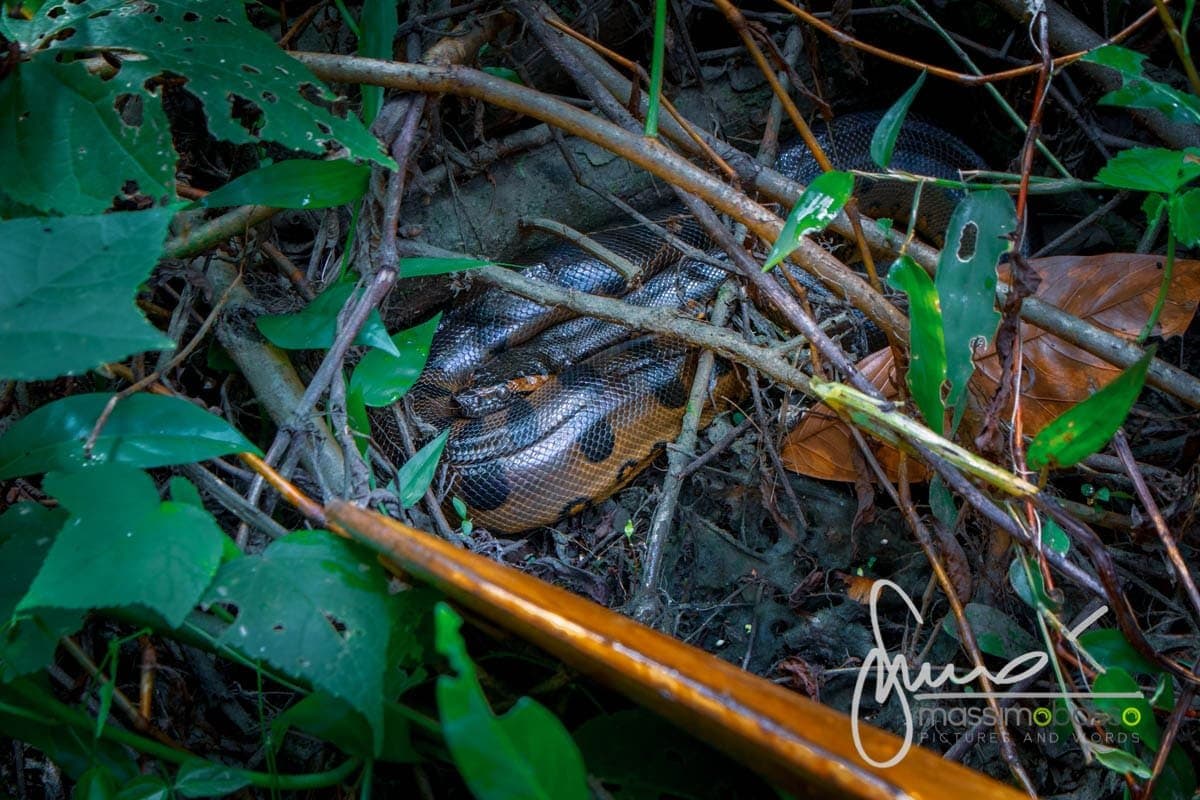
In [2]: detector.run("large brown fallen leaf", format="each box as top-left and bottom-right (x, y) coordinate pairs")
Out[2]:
(783, 253), (1200, 482)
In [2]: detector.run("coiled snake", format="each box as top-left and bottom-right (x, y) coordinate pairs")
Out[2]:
(407, 112), (985, 533)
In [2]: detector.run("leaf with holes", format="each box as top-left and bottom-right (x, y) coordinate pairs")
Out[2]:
(886, 254), (946, 432)
(0, 210), (175, 381)
(18, 466), (226, 628)
(203, 531), (400, 754)
(199, 159), (370, 210)
(870, 72), (925, 169)
(1026, 347), (1153, 470)
(435, 603), (588, 800)
(0, 58), (176, 214)
(762, 170), (854, 272)
(351, 313), (441, 407)
(936, 189), (1014, 428)
(1083, 45), (1200, 126)
(0, 393), (259, 480)
(257, 280), (398, 355)
(13, 0), (391, 167)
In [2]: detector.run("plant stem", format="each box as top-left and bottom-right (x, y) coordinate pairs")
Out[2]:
(645, 0), (667, 137)
(1139, 228), (1176, 343)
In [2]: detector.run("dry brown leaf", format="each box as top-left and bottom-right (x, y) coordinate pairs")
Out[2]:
(782, 253), (1200, 482)
(838, 571), (879, 604)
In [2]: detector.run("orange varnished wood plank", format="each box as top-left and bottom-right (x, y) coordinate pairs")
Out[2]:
(327, 501), (1027, 800)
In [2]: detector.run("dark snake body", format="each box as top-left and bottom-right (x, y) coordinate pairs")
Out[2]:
(408, 112), (985, 533)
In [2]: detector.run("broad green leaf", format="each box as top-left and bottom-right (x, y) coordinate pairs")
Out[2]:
(346, 384), (372, 457)
(1008, 551), (1060, 612)
(1091, 744), (1153, 779)
(0, 503), (80, 681)
(886, 254), (946, 432)
(1027, 348), (1154, 470)
(936, 189), (1015, 428)
(358, 0), (398, 123)
(1092, 667), (1159, 750)
(1156, 747), (1198, 800)
(18, 466), (226, 628)
(870, 72), (926, 168)
(257, 281), (399, 355)
(391, 429), (449, 508)
(76, 764), (121, 800)
(435, 603), (588, 800)
(114, 775), (170, 800)
(203, 531), (400, 754)
(18, 0), (392, 167)
(1077, 629), (1162, 677)
(1096, 147), (1200, 194)
(1041, 517), (1070, 555)
(1083, 46), (1200, 126)
(271, 692), (418, 763)
(199, 159), (370, 210)
(1169, 188), (1200, 247)
(941, 603), (1038, 660)
(0, 58), (175, 214)
(0, 393), (259, 480)
(482, 67), (523, 84)
(173, 761), (251, 799)
(398, 256), (494, 277)
(351, 313), (441, 406)
(0, 210), (174, 380)
(762, 170), (854, 271)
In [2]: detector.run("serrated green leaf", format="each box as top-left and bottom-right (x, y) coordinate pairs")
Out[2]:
(114, 775), (170, 800)
(173, 760), (252, 799)
(21, 0), (391, 168)
(871, 72), (925, 169)
(941, 603), (1039, 660)
(1092, 666), (1159, 750)
(359, 0), (398, 123)
(203, 531), (399, 754)
(1169, 189), (1200, 247)
(1096, 147), (1200, 194)
(0, 58), (176, 214)
(391, 429), (448, 509)
(936, 189), (1015, 428)
(1083, 45), (1200, 126)
(18, 466), (226, 628)
(1077, 628), (1162, 677)
(0, 503), (80, 681)
(762, 170), (854, 271)
(199, 159), (370, 210)
(398, 256), (494, 277)
(257, 280), (398, 355)
(1027, 348), (1154, 470)
(350, 313), (441, 406)
(0, 210), (175, 381)
(0, 393), (260, 480)
(435, 603), (588, 800)
(886, 254), (946, 432)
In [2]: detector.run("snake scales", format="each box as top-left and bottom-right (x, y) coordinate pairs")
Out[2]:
(406, 112), (985, 533)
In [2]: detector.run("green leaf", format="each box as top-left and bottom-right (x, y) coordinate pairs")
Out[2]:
(1027, 348), (1154, 470)
(18, 466), (226, 628)
(1091, 743), (1153, 779)
(935, 189), (1015, 427)
(1092, 666), (1159, 750)
(1041, 517), (1070, 555)
(75, 764), (121, 800)
(1083, 45), (1200, 126)
(1077, 629), (1162, 677)
(398, 257), (494, 277)
(1095, 147), (1200, 194)
(0, 210), (175, 381)
(1008, 551), (1060, 612)
(199, 159), (370, 210)
(346, 384), (372, 458)
(391, 429), (449, 509)
(358, 0), (398, 123)
(435, 603), (588, 800)
(113, 775), (170, 800)
(203, 531), (400, 754)
(870, 72), (926, 168)
(257, 280), (398, 355)
(941, 603), (1038, 660)
(1156, 746), (1198, 800)
(0, 58), (175, 214)
(0, 503), (81, 681)
(762, 171), (854, 271)
(271, 692), (418, 763)
(173, 760), (251, 799)
(1169, 188), (1200, 247)
(20, 0), (392, 168)
(886, 254), (946, 432)
(351, 313), (441, 406)
(481, 67), (523, 84)
(0, 393), (260, 480)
